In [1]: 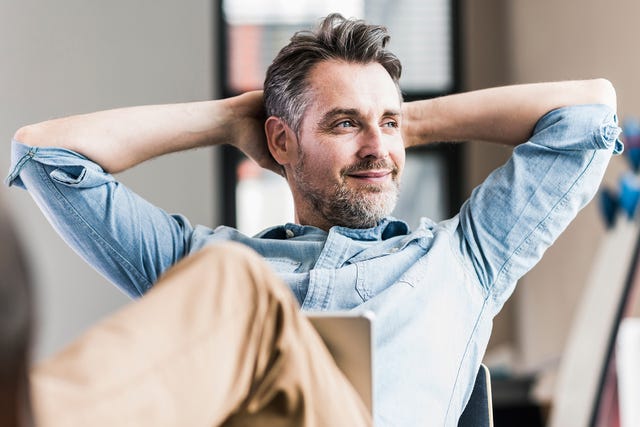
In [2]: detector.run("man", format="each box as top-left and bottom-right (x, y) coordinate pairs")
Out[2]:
(8, 13), (621, 427)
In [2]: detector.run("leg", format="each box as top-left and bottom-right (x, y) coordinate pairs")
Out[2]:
(31, 242), (371, 427)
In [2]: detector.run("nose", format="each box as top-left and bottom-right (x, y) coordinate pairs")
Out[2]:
(356, 127), (388, 159)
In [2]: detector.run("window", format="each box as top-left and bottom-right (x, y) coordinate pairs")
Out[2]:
(217, 0), (461, 233)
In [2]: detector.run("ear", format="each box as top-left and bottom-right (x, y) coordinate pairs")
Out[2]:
(265, 116), (298, 166)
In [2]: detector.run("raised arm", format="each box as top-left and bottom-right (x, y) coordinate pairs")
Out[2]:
(13, 91), (277, 174)
(402, 79), (617, 148)
(417, 79), (621, 300)
(8, 91), (277, 295)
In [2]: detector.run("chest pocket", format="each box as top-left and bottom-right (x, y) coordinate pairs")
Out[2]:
(353, 237), (430, 302)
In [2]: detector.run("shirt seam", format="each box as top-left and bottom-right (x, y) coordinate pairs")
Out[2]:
(443, 291), (491, 424)
(6, 146), (36, 186)
(488, 150), (597, 300)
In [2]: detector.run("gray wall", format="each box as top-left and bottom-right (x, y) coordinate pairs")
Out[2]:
(509, 0), (640, 371)
(0, 0), (217, 360)
(463, 0), (640, 405)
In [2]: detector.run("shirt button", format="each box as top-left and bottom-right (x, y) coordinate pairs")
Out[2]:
(285, 229), (295, 239)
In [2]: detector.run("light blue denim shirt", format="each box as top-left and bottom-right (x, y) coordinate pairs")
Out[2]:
(7, 104), (622, 426)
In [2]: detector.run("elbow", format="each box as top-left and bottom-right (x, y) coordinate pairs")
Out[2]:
(13, 123), (47, 147)
(13, 124), (33, 144)
(590, 78), (617, 111)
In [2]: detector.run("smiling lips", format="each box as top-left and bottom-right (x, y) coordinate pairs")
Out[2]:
(347, 169), (393, 183)
(341, 158), (398, 184)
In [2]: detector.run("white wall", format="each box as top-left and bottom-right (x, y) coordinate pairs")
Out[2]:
(0, 0), (217, 360)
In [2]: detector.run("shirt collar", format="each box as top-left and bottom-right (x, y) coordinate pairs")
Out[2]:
(256, 217), (410, 241)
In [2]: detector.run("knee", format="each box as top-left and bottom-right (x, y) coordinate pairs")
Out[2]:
(187, 242), (294, 304)
(194, 242), (273, 282)
(196, 241), (262, 264)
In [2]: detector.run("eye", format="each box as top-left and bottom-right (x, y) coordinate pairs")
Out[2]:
(382, 120), (398, 128)
(336, 120), (355, 128)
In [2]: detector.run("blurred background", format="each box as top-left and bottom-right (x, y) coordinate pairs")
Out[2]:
(2, 1), (640, 425)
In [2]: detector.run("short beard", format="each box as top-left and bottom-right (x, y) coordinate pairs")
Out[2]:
(294, 156), (400, 229)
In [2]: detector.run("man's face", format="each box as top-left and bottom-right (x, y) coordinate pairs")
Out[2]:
(287, 60), (405, 230)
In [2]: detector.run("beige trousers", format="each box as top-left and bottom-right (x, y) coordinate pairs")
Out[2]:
(31, 243), (372, 427)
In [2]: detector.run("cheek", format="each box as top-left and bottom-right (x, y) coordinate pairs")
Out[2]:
(319, 157), (344, 178)
(297, 149), (337, 178)
(310, 148), (348, 174)
(391, 145), (406, 170)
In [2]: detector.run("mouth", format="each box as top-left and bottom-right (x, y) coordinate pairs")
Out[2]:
(346, 169), (393, 184)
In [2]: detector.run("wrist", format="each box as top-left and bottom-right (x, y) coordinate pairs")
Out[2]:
(402, 99), (437, 148)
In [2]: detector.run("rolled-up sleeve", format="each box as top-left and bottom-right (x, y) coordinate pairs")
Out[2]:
(457, 104), (622, 302)
(6, 140), (193, 298)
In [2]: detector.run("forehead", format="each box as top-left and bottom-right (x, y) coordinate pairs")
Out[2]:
(304, 60), (401, 119)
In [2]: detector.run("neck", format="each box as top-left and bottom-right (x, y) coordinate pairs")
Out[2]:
(294, 208), (333, 232)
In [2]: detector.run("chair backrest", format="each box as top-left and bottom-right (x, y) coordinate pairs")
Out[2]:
(457, 364), (493, 427)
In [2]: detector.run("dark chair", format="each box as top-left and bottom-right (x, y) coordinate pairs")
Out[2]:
(458, 364), (494, 427)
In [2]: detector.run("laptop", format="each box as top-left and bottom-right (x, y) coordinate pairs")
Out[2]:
(305, 311), (375, 413)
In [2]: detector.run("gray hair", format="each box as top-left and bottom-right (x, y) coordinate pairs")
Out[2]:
(264, 13), (402, 133)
